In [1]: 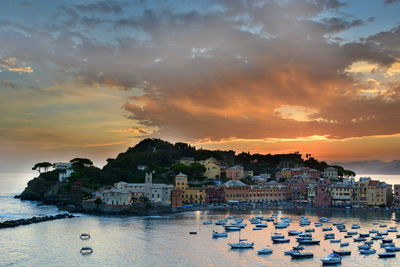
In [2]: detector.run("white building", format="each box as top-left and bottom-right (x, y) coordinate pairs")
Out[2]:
(322, 167), (339, 180)
(100, 189), (132, 206)
(113, 173), (174, 205)
(54, 162), (74, 182)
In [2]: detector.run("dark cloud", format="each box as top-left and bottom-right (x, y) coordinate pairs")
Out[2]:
(366, 25), (400, 51)
(74, 1), (129, 14)
(384, 0), (400, 4)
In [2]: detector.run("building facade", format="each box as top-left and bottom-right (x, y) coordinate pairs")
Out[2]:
(199, 158), (221, 179)
(225, 165), (245, 180)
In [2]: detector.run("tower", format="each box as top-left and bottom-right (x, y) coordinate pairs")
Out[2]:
(175, 172), (188, 190)
(145, 172), (153, 184)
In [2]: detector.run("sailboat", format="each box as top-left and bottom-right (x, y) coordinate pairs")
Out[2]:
(228, 230), (254, 249)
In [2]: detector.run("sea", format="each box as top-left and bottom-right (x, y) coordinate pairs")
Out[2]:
(1, 173), (400, 267)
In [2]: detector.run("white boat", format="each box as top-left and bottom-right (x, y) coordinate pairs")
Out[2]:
(80, 233), (90, 240)
(80, 247), (93, 255)
(320, 217), (330, 223)
(203, 220), (212, 225)
(351, 224), (360, 229)
(275, 222), (289, 229)
(315, 223), (322, 227)
(359, 248), (376, 255)
(321, 253), (341, 264)
(212, 231), (228, 238)
(271, 233), (285, 240)
(257, 248), (273, 255)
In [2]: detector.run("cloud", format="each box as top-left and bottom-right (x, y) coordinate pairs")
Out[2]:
(0, 57), (34, 73)
(384, 0), (400, 4)
(74, 1), (129, 14)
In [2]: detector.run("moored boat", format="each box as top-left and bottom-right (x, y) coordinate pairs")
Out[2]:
(332, 250), (351, 256)
(378, 252), (396, 258)
(212, 231), (228, 238)
(257, 248), (273, 254)
(321, 253), (341, 265)
(291, 251), (314, 259)
(359, 248), (376, 255)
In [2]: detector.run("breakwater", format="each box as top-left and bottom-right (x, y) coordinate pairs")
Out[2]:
(0, 213), (76, 229)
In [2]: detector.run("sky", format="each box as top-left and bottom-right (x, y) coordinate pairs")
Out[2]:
(1, 0), (400, 173)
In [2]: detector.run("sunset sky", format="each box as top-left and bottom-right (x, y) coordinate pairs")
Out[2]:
(1, 0), (400, 172)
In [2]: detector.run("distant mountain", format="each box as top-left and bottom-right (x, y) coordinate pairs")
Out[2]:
(331, 160), (400, 175)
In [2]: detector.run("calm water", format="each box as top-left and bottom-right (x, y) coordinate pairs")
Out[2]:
(1, 173), (400, 266)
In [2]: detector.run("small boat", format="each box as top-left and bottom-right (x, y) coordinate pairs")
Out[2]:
(315, 223), (322, 227)
(212, 231), (227, 238)
(380, 224), (387, 228)
(347, 231), (358, 235)
(257, 248), (273, 254)
(372, 235), (384, 240)
(397, 234), (400, 239)
(353, 237), (366, 242)
(255, 223), (268, 228)
(80, 247), (93, 255)
(305, 228), (315, 233)
(359, 233), (370, 238)
(382, 239), (393, 243)
(291, 251), (314, 259)
(273, 238), (290, 244)
(298, 239), (320, 245)
(253, 227), (262, 230)
(381, 243), (395, 248)
(378, 252), (396, 258)
(359, 248), (376, 255)
(265, 217), (274, 222)
(344, 235), (352, 238)
(203, 220), (212, 225)
(340, 242), (349, 247)
(332, 250), (351, 256)
(385, 246), (400, 252)
(352, 224), (360, 229)
(322, 227), (333, 232)
(229, 242), (254, 249)
(288, 230), (302, 236)
(284, 250), (297, 255)
(320, 217), (330, 223)
(189, 231), (197, 235)
(388, 229), (398, 232)
(365, 241), (374, 245)
(271, 233), (285, 240)
(293, 246), (304, 251)
(225, 226), (241, 231)
(330, 239), (341, 243)
(369, 230), (379, 234)
(275, 222), (289, 229)
(321, 253), (342, 265)
(358, 244), (371, 250)
(80, 233), (90, 240)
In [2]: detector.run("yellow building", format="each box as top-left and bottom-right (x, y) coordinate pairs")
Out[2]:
(367, 180), (393, 207)
(175, 172), (188, 190)
(175, 173), (205, 204)
(199, 157), (221, 179)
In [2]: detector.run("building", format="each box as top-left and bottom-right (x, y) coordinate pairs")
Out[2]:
(205, 186), (225, 205)
(314, 179), (332, 207)
(352, 177), (370, 207)
(322, 167), (339, 180)
(223, 180), (249, 202)
(225, 165), (245, 180)
(286, 177), (307, 202)
(54, 162), (74, 182)
(276, 167), (320, 183)
(199, 157), (221, 179)
(264, 181), (291, 202)
(248, 186), (268, 203)
(114, 172), (174, 205)
(277, 153), (303, 169)
(329, 182), (355, 207)
(367, 180), (393, 207)
(307, 183), (317, 204)
(171, 189), (183, 208)
(100, 189), (132, 206)
(394, 185), (400, 208)
(174, 173), (206, 204)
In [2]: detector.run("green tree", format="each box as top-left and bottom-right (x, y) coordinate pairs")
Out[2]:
(171, 163), (191, 174)
(32, 162), (53, 173)
(94, 198), (102, 206)
(70, 158), (94, 168)
(190, 163), (206, 177)
(139, 196), (149, 203)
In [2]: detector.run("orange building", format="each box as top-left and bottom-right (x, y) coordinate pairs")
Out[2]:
(223, 180), (249, 202)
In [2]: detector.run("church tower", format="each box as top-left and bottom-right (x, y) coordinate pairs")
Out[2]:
(145, 172), (153, 184)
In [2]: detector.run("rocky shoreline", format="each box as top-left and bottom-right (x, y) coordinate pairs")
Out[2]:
(0, 213), (76, 229)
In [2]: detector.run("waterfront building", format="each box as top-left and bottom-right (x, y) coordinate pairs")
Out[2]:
(100, 189), (132, 206)
(248, 186), (267, 203)
(314, 179), (332, 207)
(223, 180), (249, 202)
(174, 172), (206, 204)
(114, 173), (174, 205)
(307, 183), (317, 204)
(367, 180), (393, 207)
(171, 189), (183, 208)
(352, 177), (370, 207)
(199, 157), (221, 179)
(264, 180), (291, 202)
(394, 185), (400, 208)
(329, 182), (355, 207)
(286, 177), (307, 203)
(225, 165), (245, 180)
(322, 167), (339, 180)
(205, 185), (225, 205)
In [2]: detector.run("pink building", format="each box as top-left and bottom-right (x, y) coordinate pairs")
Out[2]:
(314, 179), (332, 207)
(286, 177), (307, 202)
(226, 165), (244, 180)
